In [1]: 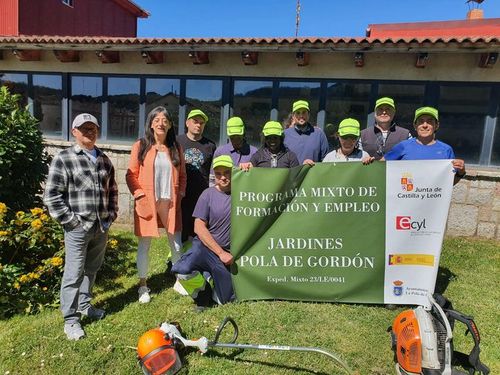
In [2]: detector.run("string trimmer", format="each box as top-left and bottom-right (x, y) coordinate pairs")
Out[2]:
(137, 316), (353, 374)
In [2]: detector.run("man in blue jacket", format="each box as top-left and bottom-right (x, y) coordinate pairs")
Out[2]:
(284, 100), (329, 164)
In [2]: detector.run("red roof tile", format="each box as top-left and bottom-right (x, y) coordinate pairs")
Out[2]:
(0, 35), (498, 52)
(367, 18), (500, 38)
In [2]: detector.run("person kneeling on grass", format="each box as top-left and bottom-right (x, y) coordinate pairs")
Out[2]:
(171, 155), (235, 309)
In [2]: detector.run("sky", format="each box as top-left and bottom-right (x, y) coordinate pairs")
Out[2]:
(135, 0), (500, 38)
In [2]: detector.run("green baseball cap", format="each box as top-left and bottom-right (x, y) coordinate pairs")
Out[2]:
(212, 155), (233, 169)
(414, 106), (439, 123)
(292, 100), (310, 113)
(262, 121), (283, 137)
(187, 109), (208, 122)
(375, 97), (396, 111)
(227, 116), (245, 136)
(338, 118), (361, 137)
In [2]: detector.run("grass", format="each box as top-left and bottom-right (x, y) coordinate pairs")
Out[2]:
(0, 233), (498, 375)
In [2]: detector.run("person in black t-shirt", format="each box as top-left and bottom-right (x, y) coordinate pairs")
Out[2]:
(176, 109), (216, 242)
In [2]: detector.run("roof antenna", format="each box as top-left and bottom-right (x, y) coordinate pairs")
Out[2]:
(295, 0), (301, 37)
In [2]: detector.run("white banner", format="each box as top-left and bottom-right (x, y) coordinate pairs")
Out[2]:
(384, 160), (455, 307)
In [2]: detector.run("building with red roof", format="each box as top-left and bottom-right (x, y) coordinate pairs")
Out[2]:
(0, 2), (498, 236)
(0, 0), (148, 37)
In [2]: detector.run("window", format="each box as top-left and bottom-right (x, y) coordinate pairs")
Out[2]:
(71, 76), (103, 135)
(438, 85), (491, 164)
(145, 78), (180, 133)
(325, 82), (371, 129)
(33, 74), (63, 139)
(0, 73), (28, 107)
(490, 104), (500, 166)
(278, 81), (321, 128)
(233, 80), (273, 147)
(108, 77), (140, 142)
(62, 0), (74, 7)
(186, 79), (223, 145)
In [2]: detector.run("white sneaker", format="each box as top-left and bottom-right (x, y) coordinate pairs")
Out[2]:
(64, 322), (85, 341)
(138, 286), (151, 303)
(173, 279), (189, 296)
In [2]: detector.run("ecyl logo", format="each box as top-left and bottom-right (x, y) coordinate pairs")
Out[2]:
(396, 216), (426, 231)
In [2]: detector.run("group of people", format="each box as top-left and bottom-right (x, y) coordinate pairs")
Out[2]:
(43, 97), (466, 340)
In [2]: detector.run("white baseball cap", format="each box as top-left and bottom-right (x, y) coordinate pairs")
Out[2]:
(72, 113), (100, 129)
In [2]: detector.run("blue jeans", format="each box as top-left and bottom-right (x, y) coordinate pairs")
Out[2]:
(172, 238), (234, 304)
(61, 221), (108, 323)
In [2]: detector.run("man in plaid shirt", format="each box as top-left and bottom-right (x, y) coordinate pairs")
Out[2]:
(44, 113), (118, 341)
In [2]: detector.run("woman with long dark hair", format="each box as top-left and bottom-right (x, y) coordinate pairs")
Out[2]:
(126, 106), (186, 303)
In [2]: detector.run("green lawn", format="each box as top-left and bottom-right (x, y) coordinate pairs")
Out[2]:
(0, 234), (498, 375)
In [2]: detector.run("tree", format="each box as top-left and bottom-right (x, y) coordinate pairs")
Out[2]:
(0, 86), (50, 210)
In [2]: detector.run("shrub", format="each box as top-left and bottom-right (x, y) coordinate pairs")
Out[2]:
(0, 86), (50, 211)
(0, 202), (128, 318)
(0, 202), (65, 317)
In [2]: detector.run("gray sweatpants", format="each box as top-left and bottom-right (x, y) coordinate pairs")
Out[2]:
(61, 221), (108, 324)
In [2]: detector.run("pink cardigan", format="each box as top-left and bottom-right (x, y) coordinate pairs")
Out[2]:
(126, 141), (186, 237)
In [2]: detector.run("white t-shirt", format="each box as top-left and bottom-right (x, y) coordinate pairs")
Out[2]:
(323, 148), (369, 162)
(154, 151), (172, 200)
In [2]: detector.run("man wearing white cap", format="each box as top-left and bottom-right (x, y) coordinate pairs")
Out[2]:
(44, 113), (118, 340)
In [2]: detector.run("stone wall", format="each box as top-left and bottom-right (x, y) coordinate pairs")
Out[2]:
(448, 170), (500, 240)
(45, 142), (500, 240)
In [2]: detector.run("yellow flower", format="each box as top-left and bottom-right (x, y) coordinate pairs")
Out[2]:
(16, 211), (25, 219)
(108, 239), (118, 249)
(19, 274), (30, 284)
(50, 257), (63, 267)
(42, 287), (48, 291)
(30, 208), (44, 216)
(35, 265), (44, 273)
(28, 272), (39, 280)
(0, 202), (7, 214)
(0, 230), (9, 236)
(14, 282), (20, 290)
(31, 219), (43, 230)
(40, 213), (49, 222)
